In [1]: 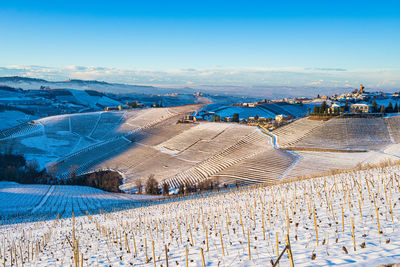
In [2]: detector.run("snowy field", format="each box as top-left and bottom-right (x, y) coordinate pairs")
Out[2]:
(0, 110), (36, 130)
(212, 106), (277, 119)
(1, 163), (400, 266)
(199, 103), (309, 121)
(0, 181), (158, 225)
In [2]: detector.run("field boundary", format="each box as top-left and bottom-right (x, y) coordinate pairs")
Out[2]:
(281, 147), (368, 153)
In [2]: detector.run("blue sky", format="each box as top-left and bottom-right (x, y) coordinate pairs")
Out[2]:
(0, 0), (399, 89)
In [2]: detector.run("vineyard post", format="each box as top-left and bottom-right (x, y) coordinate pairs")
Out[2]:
(313, 207), (319, 247)
(247, 230), (251, 260)
(200, 248), (206, 267)
(341, 205), (344, 232)
(132, 231), (137, 257)
(165, 244), (169, 267)
(275, 233), (279, 267)
(189, 224), (194, 246)
(152, 241), (156, 267)
(185, 246), (188, 267)
(145, 238), (148, 263)
(351, 218), (356, 251)
(206, 227), (209, 252)
(286, 234), (294, 267)
(219, 229), (225, 256)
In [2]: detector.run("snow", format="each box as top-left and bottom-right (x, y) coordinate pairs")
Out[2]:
(68, 89), (123, 108)
(21, 135), (70, 148)
(213, 106), (277, 119)
(97, 96), (122, 107)
(68, 89), (98, 108)
(0, 110), (35, 130)
(0, 181), (159, 224)
(1, 163), (400, 266)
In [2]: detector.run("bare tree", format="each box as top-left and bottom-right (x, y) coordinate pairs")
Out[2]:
(68, 165), (79, 183)
(46, 162), (59, 179)
(135, 178), (143, 194)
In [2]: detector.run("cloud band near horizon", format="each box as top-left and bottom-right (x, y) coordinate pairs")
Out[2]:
(0, 65), (399, 90)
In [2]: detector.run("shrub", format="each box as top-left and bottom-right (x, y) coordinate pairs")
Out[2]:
(69, 170), (123, 193)
(145, 174), (159, 195)
(0, 152), (123, 192)
(185, 183), (197, 193)
(0, 152), (48, 184)
(198, 179), (214, 191)
(162, 182), (169, 196)
(178, 184), (185, 195)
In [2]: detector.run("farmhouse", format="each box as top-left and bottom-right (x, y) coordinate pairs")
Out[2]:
(179, 114), (197, 123)
(275, 114), (286, 123)
(351, 103), (370, 113)
(328, 103), (341, 114)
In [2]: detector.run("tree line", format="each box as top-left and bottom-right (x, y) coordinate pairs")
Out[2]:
(0, 151), (124, 193)
(135, 175), (227, 196)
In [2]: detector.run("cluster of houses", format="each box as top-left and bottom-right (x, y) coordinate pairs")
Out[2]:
(104, 101), (145, 111)
(316, 84), (400, 115)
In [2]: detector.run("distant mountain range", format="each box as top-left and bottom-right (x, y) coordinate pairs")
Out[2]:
(0, 76), (196, 95)
(0, 76), (371, 98)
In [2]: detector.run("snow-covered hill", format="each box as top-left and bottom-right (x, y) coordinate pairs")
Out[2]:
(0, 76), (193, 94)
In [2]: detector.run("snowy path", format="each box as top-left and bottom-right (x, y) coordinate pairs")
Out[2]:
(259, 126), (301, 180)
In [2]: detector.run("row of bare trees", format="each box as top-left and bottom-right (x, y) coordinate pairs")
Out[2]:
(135, 174), (226, 196)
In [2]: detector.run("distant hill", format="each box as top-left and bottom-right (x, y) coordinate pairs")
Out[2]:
(0, 76), (48, 83)
(0, 76), (196, 95)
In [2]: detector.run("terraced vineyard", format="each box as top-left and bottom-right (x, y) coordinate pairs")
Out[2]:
(273, 117), (393, 151)
(387, 116), (400, 143)
(210, 147), (296, 185)
(272, 118), (324, 148)
(0, 105), (202, 178)
(4, 106), (400, 196)
(100, 122), (281, 192)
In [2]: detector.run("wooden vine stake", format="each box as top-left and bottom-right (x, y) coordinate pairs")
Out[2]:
(145, 238), (148, 263)
(313, 207), (319, 247)
(351, 218), (356, 251)
(189, 224), (194, 246)
(132, 231), (137, 258)
(219, 229), (225, 256)
(200, 248), (206, 267)
(247, 230), (251, 260)
(389, 198), (394, 223)
(206, 227), (209, 252)
(165, 245), (169, 267)
(275, 233), (280, 267)
(373, 197), (381, 234)
(185, 246), (188, 267)
(262, 213), (266, 240)
(286, 234), (294, 267)
(152, 241), (156, 267)
(341, 204), (345, 232)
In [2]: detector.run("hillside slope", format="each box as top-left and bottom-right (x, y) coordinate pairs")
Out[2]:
(1, 163), (400, 266)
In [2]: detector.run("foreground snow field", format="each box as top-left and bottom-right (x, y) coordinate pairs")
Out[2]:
(2, 162), (400, 266)
(0, 181), (158, 224)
